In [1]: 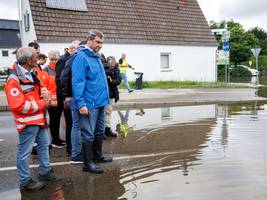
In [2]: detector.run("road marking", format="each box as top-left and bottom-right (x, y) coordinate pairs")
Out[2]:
(0, 139), (4, 142)
(0, 149), (198, 172)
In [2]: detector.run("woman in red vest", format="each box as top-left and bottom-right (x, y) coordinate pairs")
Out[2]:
(44, 50), (65, 148)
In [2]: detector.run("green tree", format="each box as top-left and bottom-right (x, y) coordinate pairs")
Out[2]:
(248, 27), (267, 55)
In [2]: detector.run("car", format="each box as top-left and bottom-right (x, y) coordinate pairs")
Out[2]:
(237, 65), (259, 76)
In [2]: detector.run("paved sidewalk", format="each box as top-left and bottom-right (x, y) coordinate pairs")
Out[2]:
(1, 88), (267, 111)
(115, 88), (267, 109)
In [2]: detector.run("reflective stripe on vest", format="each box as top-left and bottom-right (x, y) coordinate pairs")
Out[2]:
(21, 100), (39, 114)
(22, 101), (31, 114)
(15, 113), (44, 123)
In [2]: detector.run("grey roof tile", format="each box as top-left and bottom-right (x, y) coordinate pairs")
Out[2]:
(29, 0), (217, 46)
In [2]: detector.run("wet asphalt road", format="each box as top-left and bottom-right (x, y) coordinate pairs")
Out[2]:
(1, 103), (267, 199)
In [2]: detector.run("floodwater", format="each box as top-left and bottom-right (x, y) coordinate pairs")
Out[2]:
(1, 102), (267, 199)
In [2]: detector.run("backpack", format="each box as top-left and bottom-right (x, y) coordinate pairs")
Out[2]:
(60, 54), (76, 99)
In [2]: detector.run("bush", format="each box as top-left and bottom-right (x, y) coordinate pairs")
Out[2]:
(218, 65), (251, 77)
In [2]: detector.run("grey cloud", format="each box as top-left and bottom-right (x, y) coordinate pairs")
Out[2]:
(219, 0), (267, 18)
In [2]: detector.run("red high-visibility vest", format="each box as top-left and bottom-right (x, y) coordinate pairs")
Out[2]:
(4, 66), (46, 132)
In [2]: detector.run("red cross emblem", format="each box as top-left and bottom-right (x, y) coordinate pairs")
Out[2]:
(10, 88), (19, 96)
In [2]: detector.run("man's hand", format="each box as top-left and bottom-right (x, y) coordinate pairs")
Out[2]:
(79, 106), (89, 115)
(43, 98), (50, 106)
(64, 97), (71, 109)
(41, 87), (51, 102)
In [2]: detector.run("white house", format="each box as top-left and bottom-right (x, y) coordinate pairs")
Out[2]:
(0, 19), (21, 70)
(19, 0), (217, 81)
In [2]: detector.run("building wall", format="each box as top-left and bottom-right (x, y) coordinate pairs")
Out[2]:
(20, 1), (217, 82)
(39, 42), (217, 82)
(0, 48), (16, 68)
(103, 43), (217, 82)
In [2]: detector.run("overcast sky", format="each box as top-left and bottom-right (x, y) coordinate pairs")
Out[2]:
(0, 0), (266, 31)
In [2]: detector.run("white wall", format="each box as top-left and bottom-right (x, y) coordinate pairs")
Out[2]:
(0, 48), (16, 68)
(19, 0), (37, 47)
(38, 42), (217, 82)
(102, 43), (217, 82)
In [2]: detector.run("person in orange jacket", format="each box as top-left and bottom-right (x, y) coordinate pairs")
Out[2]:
(28, 42), (51, 155)
(43, 50), (66, 148)
(4, 47), (61, 191)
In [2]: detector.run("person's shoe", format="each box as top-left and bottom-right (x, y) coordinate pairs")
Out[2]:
(20, 178), (45, 191)
(82, 162), (104, 174)
(71, 155), (83, 164)
(105, 127), (118, 137)
(128, 89), (134, 93)
(51, 140), (65, 148)
(39, 170), (62, 182)
(82, 142), (104, 174)
(94, 155), (113, 163)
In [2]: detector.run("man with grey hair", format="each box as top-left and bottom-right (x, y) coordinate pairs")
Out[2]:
(72, 29), (112, 174)
(5, 47), (61, 191)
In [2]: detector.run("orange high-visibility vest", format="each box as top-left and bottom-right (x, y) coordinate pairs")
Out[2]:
(4, 66), (46, 133)
(33, 65), (49, 89)
(43, 65), (57, 107)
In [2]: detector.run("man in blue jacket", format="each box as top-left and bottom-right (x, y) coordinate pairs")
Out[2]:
(72, 30), (111, 174)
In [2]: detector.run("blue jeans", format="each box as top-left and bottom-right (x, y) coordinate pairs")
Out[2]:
(120, 72), (132, 92)
(66, 98), (81, 158)
(17, 125), (51, 184)
(80, 106), (105, 142)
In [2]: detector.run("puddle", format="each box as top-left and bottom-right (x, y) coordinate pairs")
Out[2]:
(1, 102), (267, 199)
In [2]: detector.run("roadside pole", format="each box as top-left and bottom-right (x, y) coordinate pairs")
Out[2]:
(222, 34), (230, 83)
(251, 48), (261, 85)
(212, 28), (230, 84)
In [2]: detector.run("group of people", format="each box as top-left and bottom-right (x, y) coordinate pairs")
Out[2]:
(4, 29), (135, 191)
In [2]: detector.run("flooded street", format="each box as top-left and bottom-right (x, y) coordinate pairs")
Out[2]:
(1, 102), (267, 199)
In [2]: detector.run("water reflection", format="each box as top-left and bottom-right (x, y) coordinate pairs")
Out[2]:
(2, 103), (267, 199)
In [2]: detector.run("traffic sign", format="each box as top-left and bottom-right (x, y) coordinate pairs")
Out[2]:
(222, 31), (230, 40)
(223, 41), (230, 52)
(251, 48), (261, 57)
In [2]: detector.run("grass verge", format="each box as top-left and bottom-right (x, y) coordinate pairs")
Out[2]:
(119, 81), (250, 89)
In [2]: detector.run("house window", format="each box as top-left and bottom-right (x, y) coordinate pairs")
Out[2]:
(160, 53), (172, 71)
(2, 50), (8, 57)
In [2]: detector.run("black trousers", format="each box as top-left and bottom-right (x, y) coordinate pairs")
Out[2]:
(47, 104), (72, 151)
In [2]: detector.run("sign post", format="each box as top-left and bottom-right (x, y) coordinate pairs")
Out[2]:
(212, 28), (230, 83)
(251, 48), (261, 85)
(222, 32), (230, 83)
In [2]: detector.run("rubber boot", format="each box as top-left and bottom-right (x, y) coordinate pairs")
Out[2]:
(82, 142), (104, 174)
(93, 137), (113, 163)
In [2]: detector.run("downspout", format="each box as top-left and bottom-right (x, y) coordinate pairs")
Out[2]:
(18, 0), (22, 46)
